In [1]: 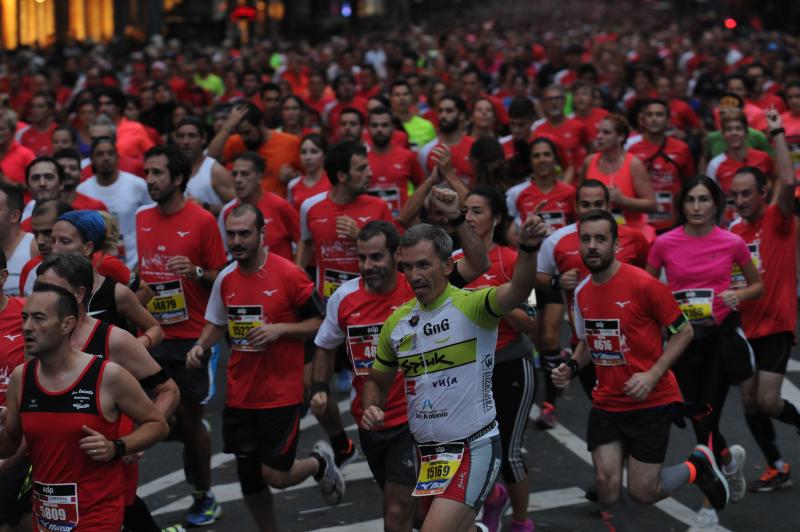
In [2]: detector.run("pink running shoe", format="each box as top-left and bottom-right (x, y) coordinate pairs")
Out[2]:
(481, 484), (510, 532)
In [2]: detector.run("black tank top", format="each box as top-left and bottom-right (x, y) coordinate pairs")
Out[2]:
(88, 276), (125, 329)
(82, 319), (115, 361)
(20, 356), (103, 415)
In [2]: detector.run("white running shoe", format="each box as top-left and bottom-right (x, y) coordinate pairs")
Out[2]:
(724, 444), (747, 503)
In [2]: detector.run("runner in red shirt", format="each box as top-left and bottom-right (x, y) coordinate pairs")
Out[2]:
(745, 63), (786, 113)
(136, 145), (228, 526)
(570, 80), (609, 143)
(0, 284), (168, 532)
(288, 134), (332, 212)
(335, 107), (365, 144)
(705, 109), (774, 224)
(19, 199), (71, 295)
(627, 100), (696, 232)
(322, 73), (369, 133)
(535, 179), (650, 427)
(552, 209), (729, 530)
(54, 148), (110, 212)
(18, 92), (57, 156)
(500, 97), (536, 161)
(19, 157), (63, 230)
(187, 204), (344, 530)
(0, 109), (36, 191)
(418, 95), (476, 188)
(366, 106), (425, 217)
(297, 141), (393, 300)
(532, 85), (591, 183)
(218, 152), (299, 261)
(729, 110), (800, 491)
(311, 221), (416, 530)
(654, 75), (702, 139)
(779, 81), (800, 184)
(582, 115), (657, 243)
(460, 66), (509, 126)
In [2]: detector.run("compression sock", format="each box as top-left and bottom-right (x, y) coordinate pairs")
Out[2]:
(775, 401), (800, 429)
(600, 499), (633, 532)
(541, 349), (562, 404)
(123, 496), (161, 532)
(659, 462), (692, 497)
(745, 412), (781, 465)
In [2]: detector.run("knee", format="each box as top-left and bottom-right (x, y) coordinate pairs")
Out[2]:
(236, 455), (268, 495)
(595, 470), (621, 501)
(383, 502), (413, 532)
(758, 393), (781, 416)
(627, 484), (659, 505)
(261, 466), (293, 489)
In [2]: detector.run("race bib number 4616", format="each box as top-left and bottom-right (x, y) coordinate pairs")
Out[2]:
(585, 319), (626, 366)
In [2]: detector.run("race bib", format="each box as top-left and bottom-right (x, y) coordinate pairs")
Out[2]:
(369, 187), (402, 218)
(413, 443), (464, 497)
(147, 279), (189, 324)
(731, 243), (761, 289)
(541, 211), (566, 231)
(322, 269), (359, 299)
(227, 305), (263, 352)
(346, 323), (382, 376)
(33, 482), (79, 531)
(674, 289), (714, 325)
(611, 208), (626, 226)
(584, 319), (626, 366)
(648, 191), (674, 223)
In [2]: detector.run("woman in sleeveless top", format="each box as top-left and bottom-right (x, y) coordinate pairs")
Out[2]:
(52, 210), (163, 349)
(581, 115), (657, 242)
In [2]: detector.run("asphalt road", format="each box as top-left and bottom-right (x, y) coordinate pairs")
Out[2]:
(138, 337), (800, 532)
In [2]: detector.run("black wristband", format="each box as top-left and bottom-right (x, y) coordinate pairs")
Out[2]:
(518, 241), (541, 253)
(770, 127), (785, 138)
(112, 439), (126, 460)
(550, 274), (561, 290)
(310, 382), (330, 396)
(448, 213), (466, 227)
(566, 359), (580, 380)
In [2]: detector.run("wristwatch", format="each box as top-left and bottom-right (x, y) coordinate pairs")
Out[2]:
(112, 439), (127, 460)
(194, 266), (204, 280)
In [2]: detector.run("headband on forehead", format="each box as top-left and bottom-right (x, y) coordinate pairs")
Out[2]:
(57, 210), (105, 250)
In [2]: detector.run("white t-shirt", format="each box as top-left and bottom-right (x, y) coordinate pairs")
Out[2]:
(77, 171), (153, 267)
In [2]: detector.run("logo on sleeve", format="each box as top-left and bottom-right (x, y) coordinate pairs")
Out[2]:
(357, 216), (372, 223)
(614, 301), (631, 308)
(176, 231), (191, 238)
(3, 334), (20, 341)
(263, 289), (279, 297)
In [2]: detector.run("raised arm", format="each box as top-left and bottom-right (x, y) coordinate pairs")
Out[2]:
(765, 108), (796, 217)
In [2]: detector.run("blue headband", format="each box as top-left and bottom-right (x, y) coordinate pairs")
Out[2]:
(57, 210), (105, 251)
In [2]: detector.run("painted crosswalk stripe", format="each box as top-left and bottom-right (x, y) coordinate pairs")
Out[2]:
(140, 399), (350, 499)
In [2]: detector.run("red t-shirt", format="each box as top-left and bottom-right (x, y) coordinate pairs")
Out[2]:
(206, 254), (315, 408)
(219, 193), (299, 261)
(19, 122), (58, 156)
(136, 201), (228, 339)
(287, 174), (332, 212)
(574, 263), (684, 411)
(222, 131), (302, 198)
(506, 179), (576, 231)
(531, 118), (590, 171)
(706, 148), (774, 223)
(627, 136), (695, 230)
(420, 135), (476, 188)
(314, 276), (411, 429)
(669, 99), (701, 133)
(72, 193), (109, 212)
(0, 296), (25, 405)
(363, 129), (410, 150)
(749, 93), (786, 113)
(729, 205), (797, 339)
(300, 192), (393, 298)
(0, 141), (36, 188)
(571, 107), (609, 141)
(453, 245), (519, 351)
(322, 97), (369, 129)
(780, 112), (800, 180)
(367, 147), (425, 216)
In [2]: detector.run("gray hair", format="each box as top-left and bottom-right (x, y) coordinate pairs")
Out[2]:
(399, 223), (453, 261)
(89, 115), (117, 143)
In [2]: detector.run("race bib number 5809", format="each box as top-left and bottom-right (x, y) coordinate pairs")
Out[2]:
(33, 482), (79, 531)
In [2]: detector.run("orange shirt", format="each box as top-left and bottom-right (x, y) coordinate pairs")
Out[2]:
(116, 118), (155, 160)
(223, 131), (302, 198)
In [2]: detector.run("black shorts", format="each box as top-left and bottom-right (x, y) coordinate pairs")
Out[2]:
(359, 424), (416, 489)
(150, 338), (213, 404)
(536, 285), (563, 307)
(685, 314), (755, 385)
(750, 332), (793, 374)
(587, 406), (672, 464)
(223, 404), (302, 472)
(0, 458), (31, 525)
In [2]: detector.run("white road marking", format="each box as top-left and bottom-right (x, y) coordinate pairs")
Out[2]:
(529, 407), (732, 532)
(786, 358), (800, 373)
(139, 399), (350, 499)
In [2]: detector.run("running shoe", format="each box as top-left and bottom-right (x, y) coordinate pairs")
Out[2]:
(162, 525), (186, 532)
(584, 484), (598, 503)
(509, 519), (535, 532)
(694, 507), (719, 528)
(535, 402), (557, 430)
(724, 444), (747, 502)
(749, 464), (792, 492)
(480, 483), (510, 532)
(333, 436), (359, 468)
(313, 440), (346, 505)
(688, 444), (729, 511)
(185, 492), (222, 527)
(475, 524), (490, 532)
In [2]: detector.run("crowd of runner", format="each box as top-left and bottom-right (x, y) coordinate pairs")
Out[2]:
(1, 4), (800, 531)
